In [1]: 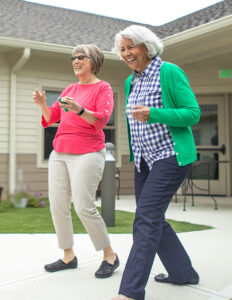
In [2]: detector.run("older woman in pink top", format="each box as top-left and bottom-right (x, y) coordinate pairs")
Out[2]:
(33, 44), (119, 278)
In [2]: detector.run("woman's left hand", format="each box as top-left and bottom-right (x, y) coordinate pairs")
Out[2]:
(59, 97), (82, 113)
(132, 105), (150, 122)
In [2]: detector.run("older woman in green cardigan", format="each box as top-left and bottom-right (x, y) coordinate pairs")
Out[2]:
(112, 25), (201, 300)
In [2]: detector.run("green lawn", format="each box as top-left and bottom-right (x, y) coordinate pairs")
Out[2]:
(0, 198), (213, 234)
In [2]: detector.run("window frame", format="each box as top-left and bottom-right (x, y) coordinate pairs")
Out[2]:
(108, 88), (121, 167)
(37, 79), (71, 168)
(43, 90), (62, 160)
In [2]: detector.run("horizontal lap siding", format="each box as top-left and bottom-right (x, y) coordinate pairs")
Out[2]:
(119, 99), (130, 155)
(0, 154), (48, 198)
(0, 71), (10, 153)
(0, 154), (9, 198)
(17, 154), (48, 197)
(118, 155), (134, 195)
(16, 75), (39, 153)
(117, 97), (134, 194)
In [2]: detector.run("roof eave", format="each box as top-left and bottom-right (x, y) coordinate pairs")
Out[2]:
(163, 14), (232, 46)
(0, 36), (120, 60)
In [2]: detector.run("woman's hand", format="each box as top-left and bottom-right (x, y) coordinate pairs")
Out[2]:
(59, 97), (82, 114)
(32, 89), (51, 123)
(132, 105), (150, 122)
(33, 89), (46, 107)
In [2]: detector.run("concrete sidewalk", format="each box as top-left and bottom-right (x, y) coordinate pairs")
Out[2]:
(0, 196), (232, 300)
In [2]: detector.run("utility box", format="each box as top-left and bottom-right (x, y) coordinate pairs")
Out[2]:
(101, 143), (116, 227)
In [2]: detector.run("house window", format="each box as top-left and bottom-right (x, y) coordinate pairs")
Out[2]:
(43, 90), (60, 160)
(42, 91), (117, 161)
(103, 92), (117, 149)
(104, 102), (115, 143)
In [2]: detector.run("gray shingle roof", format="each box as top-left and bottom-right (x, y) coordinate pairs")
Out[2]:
(0, 0), (231, 51)
(157, 0), (232, 38)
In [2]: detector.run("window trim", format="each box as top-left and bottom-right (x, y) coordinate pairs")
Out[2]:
(111, 87), (121, 167)
(37, 79), (71, 168)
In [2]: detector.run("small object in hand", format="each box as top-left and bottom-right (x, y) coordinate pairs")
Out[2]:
(58, 98), (68, 112)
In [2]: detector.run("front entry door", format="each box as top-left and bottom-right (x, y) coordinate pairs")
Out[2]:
(191, 95), (228, 195)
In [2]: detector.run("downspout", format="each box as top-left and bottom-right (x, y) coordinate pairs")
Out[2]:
(9, 47), (31, 193)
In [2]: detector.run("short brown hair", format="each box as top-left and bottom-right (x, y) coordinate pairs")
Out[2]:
(72, 44), (104, 74)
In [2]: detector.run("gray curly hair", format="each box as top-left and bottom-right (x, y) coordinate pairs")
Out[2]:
(113, 25), (163, 59)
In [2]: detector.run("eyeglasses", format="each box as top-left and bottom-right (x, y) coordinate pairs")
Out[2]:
(71, 55), (90, 62)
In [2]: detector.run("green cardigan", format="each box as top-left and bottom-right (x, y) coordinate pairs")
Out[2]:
(124, 62), (201, 167)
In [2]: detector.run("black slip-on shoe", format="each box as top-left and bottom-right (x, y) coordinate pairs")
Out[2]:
(44, 256), (78, 272)
(154, 273), (199, 285)
(95, 253), (119, 278)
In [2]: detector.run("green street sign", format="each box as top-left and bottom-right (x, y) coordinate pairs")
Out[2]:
(219, 69), (232, 78)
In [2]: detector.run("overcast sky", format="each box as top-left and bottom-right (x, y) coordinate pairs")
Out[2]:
(24, 0), (223, 26)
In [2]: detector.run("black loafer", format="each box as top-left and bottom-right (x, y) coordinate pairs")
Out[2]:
(95, 253), (119, 278)
(44, 256), (78, 272)
(154, 273), (199, 285)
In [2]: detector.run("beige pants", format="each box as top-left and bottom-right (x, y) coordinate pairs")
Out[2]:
(48, 149), (110, 251)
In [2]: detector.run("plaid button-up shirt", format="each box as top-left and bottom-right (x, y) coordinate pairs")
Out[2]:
(126, 56), (175, 172)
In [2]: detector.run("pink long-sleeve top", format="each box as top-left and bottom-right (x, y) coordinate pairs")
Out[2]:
(42, 80), (114, 154)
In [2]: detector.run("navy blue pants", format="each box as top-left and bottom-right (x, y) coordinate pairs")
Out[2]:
(119, 156), (198, 300)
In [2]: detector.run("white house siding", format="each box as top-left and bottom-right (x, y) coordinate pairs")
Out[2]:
(16, 74), (38, 153)
(17, 153), (48, 197)
(120, 106), (130, 155)
(0, 69), (10, 153)
(0, 154), (8, 195)
(0, 59), (10, 195)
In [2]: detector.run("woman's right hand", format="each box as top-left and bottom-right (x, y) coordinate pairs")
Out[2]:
(33, 89), (46, 107)
(32, 89), (51, 123)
